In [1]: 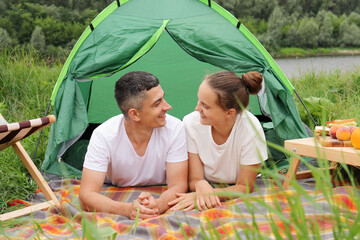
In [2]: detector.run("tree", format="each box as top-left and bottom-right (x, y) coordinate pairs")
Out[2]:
(296, 18), (319, 48)
(0, 0), (6, 15)
(348, 12), (360, 28)
(318, 16), (334, 47)
(339, 20), (360, 47)
(0, 28), (11, 49)
(30, 26), (46, 51)
(283, 24), (298, 47)
(279, 0), (303, 17)
(261, 6), (287, 50)
(214, 0), (238, 17)
(319, 0), (334, 12)
(347, 24), (360, 46)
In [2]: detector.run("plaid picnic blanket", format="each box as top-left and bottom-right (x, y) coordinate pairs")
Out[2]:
(1, 178), (359, 239)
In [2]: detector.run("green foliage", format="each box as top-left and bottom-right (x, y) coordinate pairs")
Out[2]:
(282, 25), (298, 47)
(296, 18), (319, 48)
(259, 6), (286, 50)
(318, 16), (334, 47)
(30, 26), (46, 52)
(292, 67), (360, 127)
(239, 16), (268, 36)
(0, 28), (11, 50)
(303, 96), (334, 118)
(348, 12), (360, 26)
(1, 0), (360, 56)
(339, 21), (360, 47)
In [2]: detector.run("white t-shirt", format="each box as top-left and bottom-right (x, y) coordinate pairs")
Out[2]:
(83, 114), (188, 187)
(183, 110), (268, 184)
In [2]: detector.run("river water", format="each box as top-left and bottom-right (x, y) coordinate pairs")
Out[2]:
(274, 55), (360, 79)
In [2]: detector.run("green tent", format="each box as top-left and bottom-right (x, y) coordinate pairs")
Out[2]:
(41, 0), (309, 178)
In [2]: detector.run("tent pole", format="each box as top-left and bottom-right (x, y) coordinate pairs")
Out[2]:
(33, 99), (52, 161)
(294, 89), (317, 127)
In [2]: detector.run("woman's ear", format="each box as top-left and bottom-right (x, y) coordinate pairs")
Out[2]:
(128, 108), (140, 122)
(226, 109), (236, 118)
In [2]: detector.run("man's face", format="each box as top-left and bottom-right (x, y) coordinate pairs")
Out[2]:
(137, 85), (172, 128)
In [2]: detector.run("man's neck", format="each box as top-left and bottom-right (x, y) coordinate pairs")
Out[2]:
(124, 119), (153, 157)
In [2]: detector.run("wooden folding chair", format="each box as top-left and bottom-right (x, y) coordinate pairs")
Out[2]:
(0, 114), (60, 221)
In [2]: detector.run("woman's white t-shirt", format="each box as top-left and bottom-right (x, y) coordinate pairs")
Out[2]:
(183, 110), (268, 184)
(83, 114), (188, 187)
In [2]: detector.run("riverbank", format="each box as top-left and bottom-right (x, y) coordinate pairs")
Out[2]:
(274, 47), (360, 58)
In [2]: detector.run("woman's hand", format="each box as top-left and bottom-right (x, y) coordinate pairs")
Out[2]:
(194, 180), (221, 211)
(168, 192), (196, 212)
(168, 180), (221, 212)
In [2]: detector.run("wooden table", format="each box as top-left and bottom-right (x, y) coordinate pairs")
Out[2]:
(283, 137), (360, 189)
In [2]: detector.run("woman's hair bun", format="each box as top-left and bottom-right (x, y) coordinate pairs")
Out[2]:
(241, 72), (263, 95)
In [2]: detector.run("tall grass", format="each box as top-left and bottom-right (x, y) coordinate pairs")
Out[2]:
(0, 48), (62, 213)
(1, 49), (360, 238)
(292, 67), (360, 128)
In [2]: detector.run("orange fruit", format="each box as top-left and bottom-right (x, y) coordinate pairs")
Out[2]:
(330, 125), (344, 139)
(351, 128), (360, 149)
(336, 127), (351, 141)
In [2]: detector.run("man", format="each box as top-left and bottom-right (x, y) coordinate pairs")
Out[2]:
(79, 71), (188, 220)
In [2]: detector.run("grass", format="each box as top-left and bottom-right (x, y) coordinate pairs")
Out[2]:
(1, 48), (360, 238)
(0, 48), (61, 214)
(275, 47), (360, 58)
(291, 66), (360, 129)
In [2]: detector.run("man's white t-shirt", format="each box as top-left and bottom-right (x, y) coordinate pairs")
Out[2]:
(183, 110), (268, 184)
(83, 114), (188, 187)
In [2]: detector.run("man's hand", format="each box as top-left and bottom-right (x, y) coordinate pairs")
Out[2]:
(168, 192), (196, 212)
(129, 195), (158, 220)
(138, 192), (159, 215)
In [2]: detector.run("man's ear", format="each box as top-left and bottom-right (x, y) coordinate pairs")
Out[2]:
(128, 108), (140, 122)
(225, 108), (236, 118)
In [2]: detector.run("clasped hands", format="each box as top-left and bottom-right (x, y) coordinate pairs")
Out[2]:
(129, 192), (160, 220)
(168, 180), (221, 212)
(130, 181), (221, 220)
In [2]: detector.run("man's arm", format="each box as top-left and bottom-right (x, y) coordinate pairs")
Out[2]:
(79, 168), (156, 219)
(155, 160), (188, 214)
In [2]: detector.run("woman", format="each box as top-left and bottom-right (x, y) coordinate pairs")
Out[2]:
(168, 71), (268, 211)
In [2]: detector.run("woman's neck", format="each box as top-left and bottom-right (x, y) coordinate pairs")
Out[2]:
(211, 115), (237, 145)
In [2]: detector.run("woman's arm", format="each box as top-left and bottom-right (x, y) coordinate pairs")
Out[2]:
(188, 152), (205, 191)
(168, 152), (220, 211)
(213, 163), (261, 201)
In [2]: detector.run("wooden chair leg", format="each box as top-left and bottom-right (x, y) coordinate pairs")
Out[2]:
(12, 142), (60, 206)
(283, 156), (301, 189)
(329, 162), (338, 179)
(0, 142), (60, 221)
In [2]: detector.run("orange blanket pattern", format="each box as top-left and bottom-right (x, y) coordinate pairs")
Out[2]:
(1, 179), (358, 239)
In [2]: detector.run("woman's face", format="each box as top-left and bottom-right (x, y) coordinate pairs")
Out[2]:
(195, 80), (228, 126)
